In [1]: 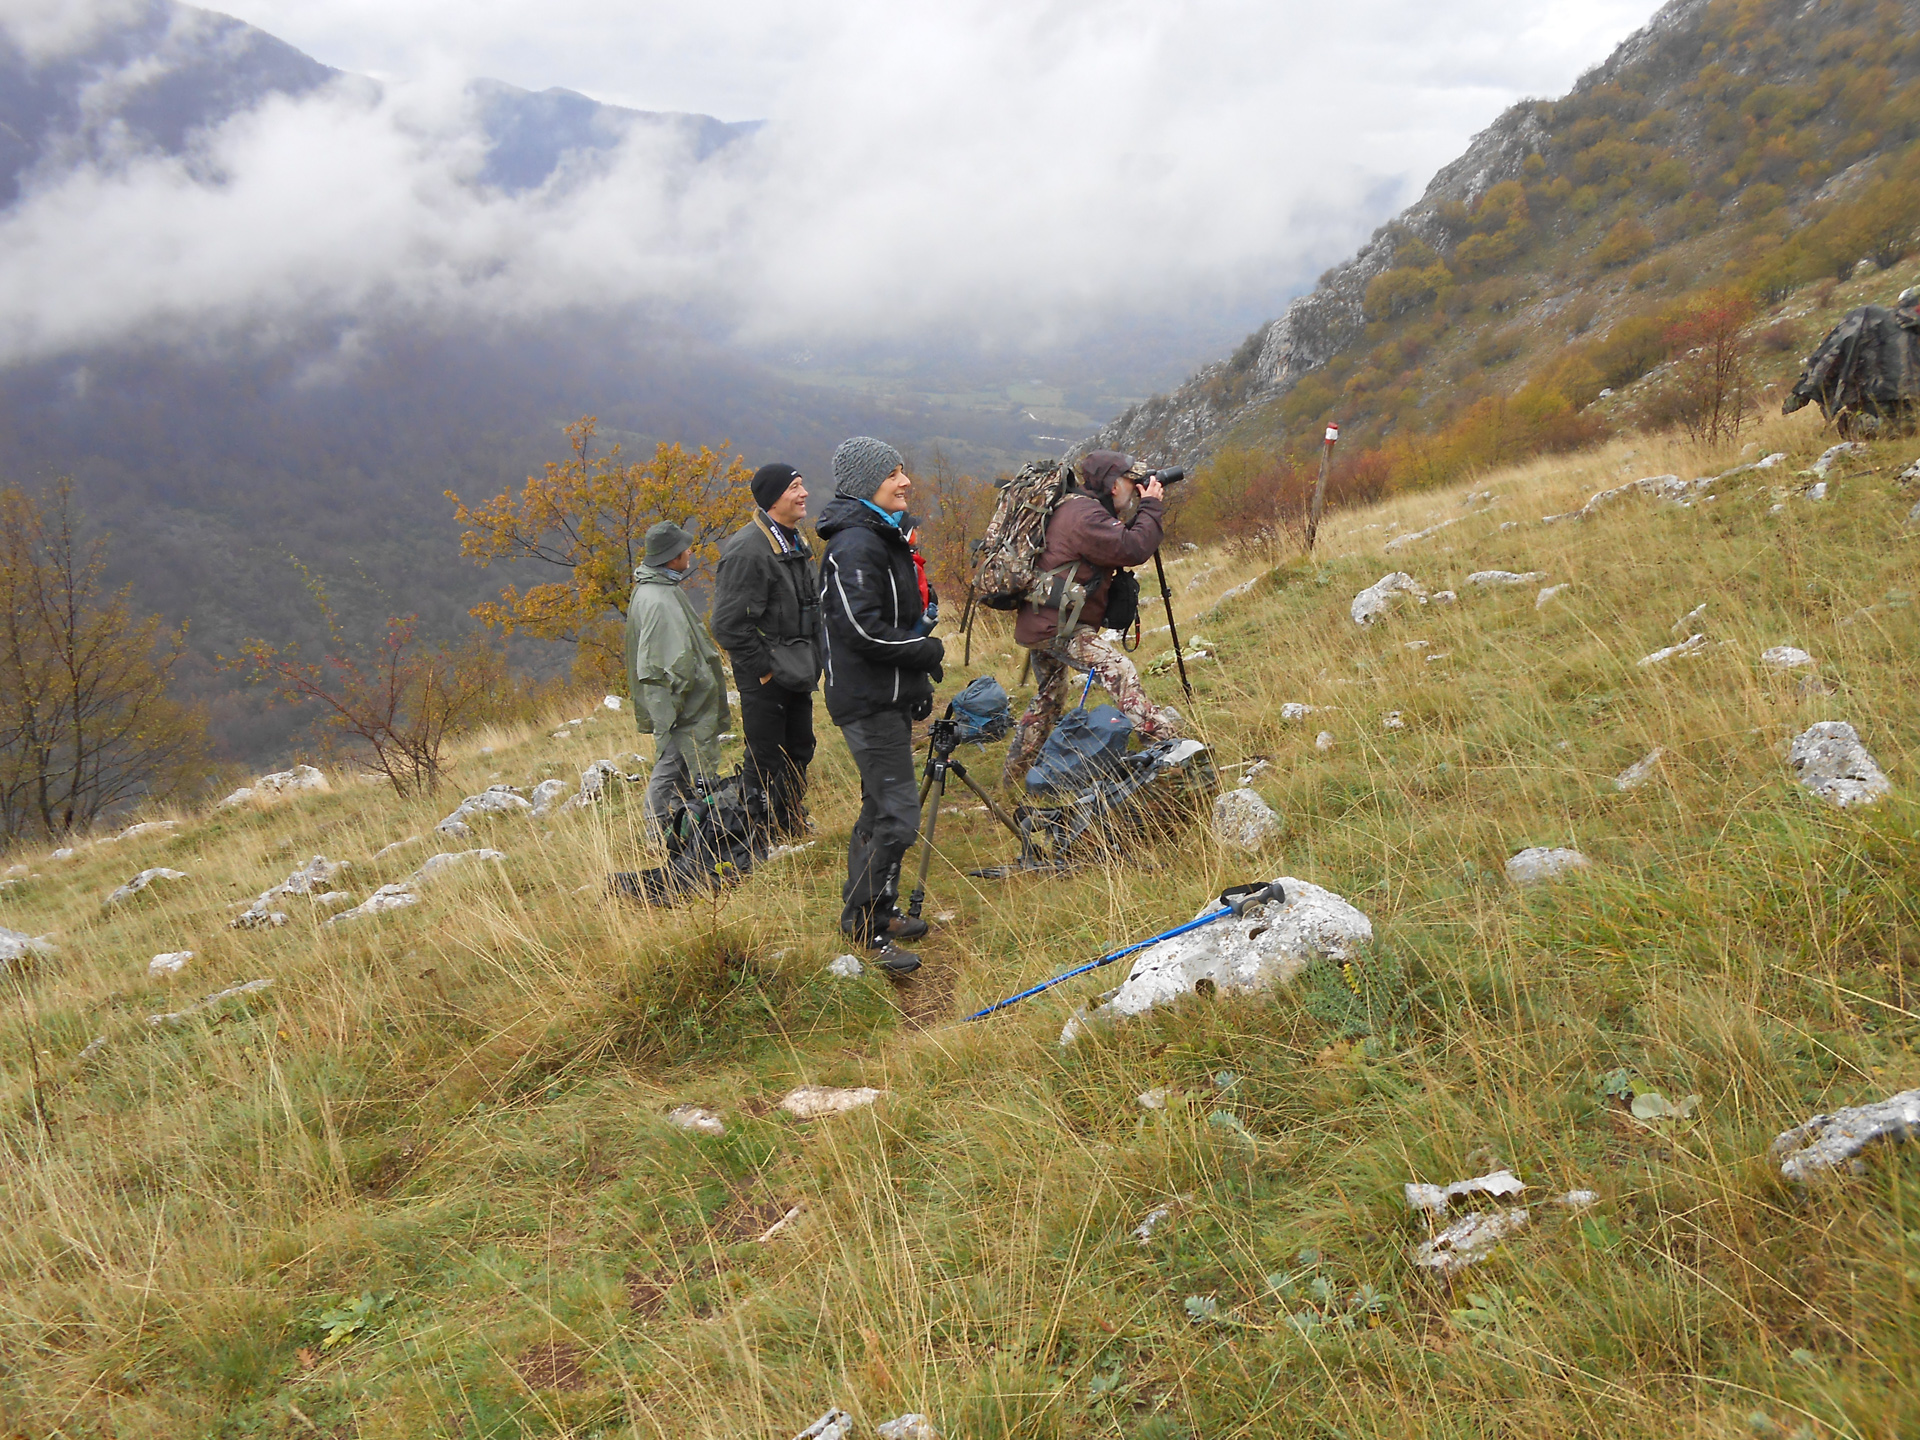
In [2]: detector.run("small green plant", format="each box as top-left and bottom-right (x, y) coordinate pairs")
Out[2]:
(1300, 947), (1414, 1042)
(312, 1290), (393, 1350)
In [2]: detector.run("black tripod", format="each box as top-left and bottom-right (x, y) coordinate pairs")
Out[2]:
(906, 710), (1025, 920)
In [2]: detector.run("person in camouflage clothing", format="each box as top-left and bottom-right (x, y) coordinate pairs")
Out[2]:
(1002, 450), (1182, 788)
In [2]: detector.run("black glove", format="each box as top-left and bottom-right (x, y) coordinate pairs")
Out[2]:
(910, 692), (934, 721)
(929, 660), (945, 685)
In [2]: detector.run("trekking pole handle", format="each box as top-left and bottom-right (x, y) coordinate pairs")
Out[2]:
(1223, 881), (1284, 916)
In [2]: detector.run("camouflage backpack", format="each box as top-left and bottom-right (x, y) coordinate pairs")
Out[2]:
(968, 459), (1074, 611)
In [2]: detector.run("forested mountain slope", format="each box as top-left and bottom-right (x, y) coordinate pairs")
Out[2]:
(1090, 0), (1920, 498)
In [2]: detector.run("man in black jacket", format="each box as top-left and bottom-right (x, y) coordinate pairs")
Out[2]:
(816, 436), (944, 970)
(711, 463), (819, 841)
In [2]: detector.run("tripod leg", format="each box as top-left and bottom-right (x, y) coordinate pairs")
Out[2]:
(947, 760), (1024, 841)
(907, 763), (946, 919)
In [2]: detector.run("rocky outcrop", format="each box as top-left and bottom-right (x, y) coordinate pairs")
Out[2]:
(1061, 878), (1371, 1042)
(1771, 1088), (1920, 1181)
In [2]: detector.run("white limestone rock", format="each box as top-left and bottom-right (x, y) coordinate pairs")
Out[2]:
(1382, 711), (1407, 731)
(113, 820), (179, 843)
(603, 694), (622, 711)
(1787, 721), (1892, 807)
(147, 976), (274, 1027)
(1467, 569), (1548, 587)
(1807, 442), (1865, 479)
(1614, 748), (1664, 792)
(528, 778), (572, 817)
(567, 758), (644, 809)
(1535, 583), (1570, 609)
(1404, 1169), (1526, 1215)
(666, 1104), (727, 1136)
(792, 1410), (854, 1440)
(1212, 788), (1281, 851)
(1638, 633), (1709, 667)
(373, 835), (423, 859)
(1350, 572), (1427, 626)
(1760, 646), (1815, 670)
(1771, 1088), (1920, 1181)
(217, 764), (328, 809)
(148, 951), (192, 977)
(1315, 731), (1335, 752)
(106, 867), (188, 906)
(1279, 702), (1317, 722)
(326, 884), (420, 925)
(780, 1085), (882, 1118)
(1383, 516), (1462, 551)
(0, 927), (58, 967)
(437, 789), (532, 834)
(234, 855), (349, 928)
(1672, 602), (1709, 637)
(409, 849), (506, 886)
(1412, 1208), (1530, 1274)
(1061, 878), (1371, 1043)
(826, 953), (866, 978)
(876, 1415), (940, 1440)
(1505, 847), (1592, 885)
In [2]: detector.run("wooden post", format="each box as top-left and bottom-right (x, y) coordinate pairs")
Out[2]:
(1306, 422), (1338, 553)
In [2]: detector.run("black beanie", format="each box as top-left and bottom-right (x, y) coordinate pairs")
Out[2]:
(752, 463), (801, 513)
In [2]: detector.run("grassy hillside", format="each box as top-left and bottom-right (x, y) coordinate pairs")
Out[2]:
(2, 407), (1917, 1439)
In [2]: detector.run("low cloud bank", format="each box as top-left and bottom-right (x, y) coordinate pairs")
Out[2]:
(0, 0), (1662, 364)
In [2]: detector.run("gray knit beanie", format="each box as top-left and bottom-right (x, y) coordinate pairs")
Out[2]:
(831, 436), (905, 501)
(643, 520), (696, 566)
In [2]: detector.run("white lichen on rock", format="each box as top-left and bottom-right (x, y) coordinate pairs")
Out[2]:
(1505, 847), (1591, 885)
(1212, 788), (1281, 851)
(1771, 1088), (1920, 1181)
(1350, 572), (1427, 626)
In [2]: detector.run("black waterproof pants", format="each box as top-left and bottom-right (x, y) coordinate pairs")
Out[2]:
(735, 670), (816, 840)
(837, 708), (921, 942)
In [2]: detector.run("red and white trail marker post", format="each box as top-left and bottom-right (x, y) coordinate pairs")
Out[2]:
(1306, 422), (1338, 553)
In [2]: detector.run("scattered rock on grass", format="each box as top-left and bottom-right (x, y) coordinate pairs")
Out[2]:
(1412, 1208), (1530, 1274)
(1761, 646), (1815, 670)
(147, 951), (192, 977)
(410, 849), (506, 886)
(113, 820), (179, 843)
(1404, 1169), (1526, 1215)
(437, 788), (532, 834)
(1787, 721), (1892, 807)
(876, 1415), (939, 1440)
(106, 867), (188, 906)
(1505, 848), (1591, 885)
(1279, 702), (1317, 722)
(216, 764), (327, 809)
(1212, 788), (1280, 851)
(666, 1104), (726, 1136)
(327, 885), (420, 924)
(1467, 569), (1548, 587)
(826, 954), (865, 978)
(1807, 442), (1866, 479)
(234, 855), (350, 928)
(1061, 878), (1371, 1044)
(1350, 572), (1427, 626)
(1315, 731), (1335, 752)
(1535, 583), (1569, 608)
(781, 1085), (882, 1119)
(1614, 748), (1665, 792)
(1771, 1088), (1920, 1181)
(373, 835), (423, 859)
(0, 927), (57, 967)
(147, 977), (274, 1027)
(528, 779), (572, 817)
(1134, 1206), (1172, 1247)
(1382, 711), (1407, 731)
(792, 1411), (854, 1440)
(1383, 516), (1461, 552)
(1638, 634), (1709, 667)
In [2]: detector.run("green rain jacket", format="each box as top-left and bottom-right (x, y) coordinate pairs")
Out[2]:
(623, 564), (731, 741)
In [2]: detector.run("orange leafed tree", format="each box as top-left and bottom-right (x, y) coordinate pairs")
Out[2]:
(447, 417), (754, 687)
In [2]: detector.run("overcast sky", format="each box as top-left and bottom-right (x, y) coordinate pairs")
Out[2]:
(0, 0), (1667, 365)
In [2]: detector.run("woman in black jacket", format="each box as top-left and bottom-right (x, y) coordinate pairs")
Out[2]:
(815, 436), (944, 969)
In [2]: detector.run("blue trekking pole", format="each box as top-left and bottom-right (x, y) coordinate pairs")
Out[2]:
(965, 881), (1284, 1022)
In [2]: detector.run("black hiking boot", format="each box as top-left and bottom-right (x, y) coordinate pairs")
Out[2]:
(872, 943), (922, 976)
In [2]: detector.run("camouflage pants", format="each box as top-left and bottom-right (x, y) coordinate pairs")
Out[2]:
(1003, 626), (1183, 787)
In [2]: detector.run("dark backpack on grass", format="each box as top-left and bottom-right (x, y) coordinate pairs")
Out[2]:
(610, 772), (768, 905)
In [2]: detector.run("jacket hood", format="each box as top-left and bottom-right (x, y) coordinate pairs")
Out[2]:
(632, 562), (690, 586)
(814, 495), (909, 542)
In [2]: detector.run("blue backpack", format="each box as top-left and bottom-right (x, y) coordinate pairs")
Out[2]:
(949, 676), (1012, 743)
(1026, 673), (1133, 793)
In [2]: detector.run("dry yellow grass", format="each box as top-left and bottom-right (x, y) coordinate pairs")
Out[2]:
(2, 406), (1917, 1439)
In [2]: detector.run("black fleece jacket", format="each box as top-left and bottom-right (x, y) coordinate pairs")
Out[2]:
(710, 511), (817, 684)
(814, 497), (944, 724)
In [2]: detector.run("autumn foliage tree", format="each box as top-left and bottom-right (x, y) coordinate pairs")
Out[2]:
(1662, 290), (1756, 449)
(447, 417), (754, 688)
(232, 570), (508, 797)
(0, 480), (209, 842)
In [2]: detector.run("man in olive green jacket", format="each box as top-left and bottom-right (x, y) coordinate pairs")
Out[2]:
(625, 521), (730, 830)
